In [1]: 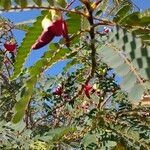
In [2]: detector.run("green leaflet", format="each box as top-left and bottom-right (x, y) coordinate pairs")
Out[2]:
(14, 0), (28, 8)
(116, 10), (150, 28)
(112, 124), (142, 148)
(133, 9), (150, 45)
(140, 8), (150, 18)
(12, 78), (36, 123)
(12, 47), (72, 123)
(66, 13), (81, 34)
(48, 126), (76, 141)
(121, 72), (137, 91)
(0, 16), (30, 31)
(132, 28), (150, 46)
(0, 0), (66, 10)
(65, 13), (81, 44)
(29, 48), (71, 76)
(0, 0), (11, 10)
(119, 12), (140, 26)
(55, 0), (67, 8)
(139, 16), (150, 26)
(11, 11), (81, 80)
(108, 26), (150, 80)
(36, 127), (76, 146)
(0, 53), (4, 69)
(48, 144), (55, 150)
(98, 26), (150, 102)
(14, 23), (30, 32)
(63, 58), (79, 73)
(33, 0), (42, 6)
(128, 84), (144, 102)
(106, 0), (131, 17)
(81, 15), (90, 31)
(39, 126), (76, 148)
(82, 133), (97, 148)
(12, 10), (48, 80)
(12, 110), (25, 124)
(113, 4), (132, 23)
(114, 63), (130, 77)
(47, 0), (55, 6)
(0, 16), (12, 28)
(97, 0), (108, 16)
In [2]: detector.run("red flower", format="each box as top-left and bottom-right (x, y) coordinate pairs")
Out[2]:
(84, 84), (92, 99)
(84, 84), (92, 91)
(53, 87), (62, 96)
(103, 27), (111, 34)
(32, 19), (69, 50)
(4, 41), (16, 52)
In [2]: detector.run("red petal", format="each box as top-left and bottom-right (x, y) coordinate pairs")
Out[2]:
(84, 84), (92, 91)
(4, 43), (16, 52)
(50, 19), (70, 46)
(50, 19), (63, 36)
(32, 19), (69, 50)
(32, 29), (54, 50)
(53, 87), (62, 95)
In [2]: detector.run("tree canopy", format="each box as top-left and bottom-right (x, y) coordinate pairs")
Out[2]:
(0, 0), (150, 149)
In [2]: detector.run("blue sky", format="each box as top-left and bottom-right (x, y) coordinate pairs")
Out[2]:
(1, 0), (150, 76)
(132, 0), (150, 10)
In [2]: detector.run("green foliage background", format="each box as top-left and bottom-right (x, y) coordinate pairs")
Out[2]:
(0, 0), (149, 149)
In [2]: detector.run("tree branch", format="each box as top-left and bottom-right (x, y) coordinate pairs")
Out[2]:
(83, 1), (97, 84)
(0, 6), (88, 18)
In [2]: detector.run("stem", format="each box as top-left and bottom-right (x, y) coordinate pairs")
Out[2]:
(26, 99), (33, 128)
(100, 94), (113, 109)
(0, 72), (9, 86)
(68, 1), (98, 102)
(65, 0), (76, 9)
(4, 62), (11, 78)
(84, 2), (97, 84)
(0, 6), (88, 18)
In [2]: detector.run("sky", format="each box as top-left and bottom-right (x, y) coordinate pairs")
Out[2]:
(1, 0), (150, 76)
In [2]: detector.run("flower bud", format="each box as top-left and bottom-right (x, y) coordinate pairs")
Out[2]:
(32, 13), (69, 50)
(53, 87), (62, 95)
(42, 17), (52, 31)
(84, 84), (92, 98)
(4, 41), (16, 52)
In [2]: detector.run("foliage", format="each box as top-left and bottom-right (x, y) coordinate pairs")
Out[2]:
(0, 0), (150, 149)
(99, 25), (150, 101)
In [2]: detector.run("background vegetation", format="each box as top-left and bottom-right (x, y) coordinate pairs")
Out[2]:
(0, 0), (149, 149)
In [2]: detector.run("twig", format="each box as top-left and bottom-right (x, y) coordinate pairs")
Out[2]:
(84, 1), (97, 83)
(115, 109), (150, 119)
(69, 1), (98, 102)
(4, 62), (11, 78)
(0, 72), (9, 84)
(15, 19), (35, 25)
(93, 21), (115, 27)
(65, 0), (76, 9)
(100, 94), (113, 109)
(0, 6), (88, 18)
